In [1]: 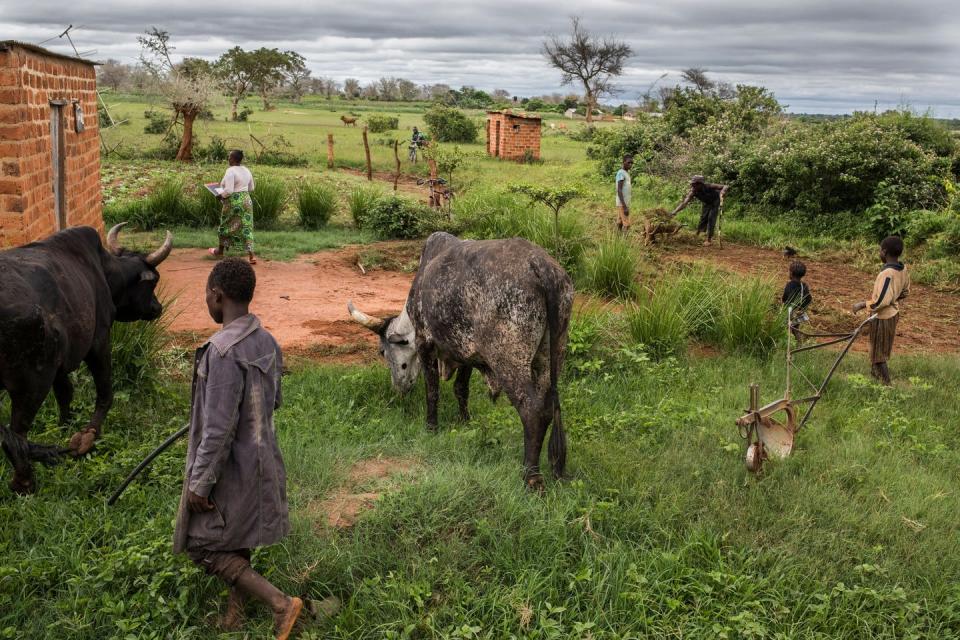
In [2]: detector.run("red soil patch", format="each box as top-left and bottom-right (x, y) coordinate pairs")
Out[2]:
(662, 240), (960, 354)
(157, 244), (415, 352)
(311, 457), (420, 529)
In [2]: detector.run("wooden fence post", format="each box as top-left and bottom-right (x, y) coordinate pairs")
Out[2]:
(393, 140), (400, 192)
(326, 133), (334, 169)
(362, 126), (372, 181)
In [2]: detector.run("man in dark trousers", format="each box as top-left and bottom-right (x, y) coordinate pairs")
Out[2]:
(671, 175), (728, 246)
(173, 258), (303, 638)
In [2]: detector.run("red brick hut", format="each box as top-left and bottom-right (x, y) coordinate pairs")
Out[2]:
(0, 41), (102, 248)
(486, 110), (541, 161)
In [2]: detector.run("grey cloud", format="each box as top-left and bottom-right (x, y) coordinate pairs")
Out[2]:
(2, 0), (958, 115)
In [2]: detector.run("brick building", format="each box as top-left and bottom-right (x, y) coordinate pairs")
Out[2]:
(486, 110), (541, 161)
(0, 41), (102, 248)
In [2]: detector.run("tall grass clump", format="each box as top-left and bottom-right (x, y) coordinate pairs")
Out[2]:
(349, 185), (382, 228)
(582, 233), (639, 299)
(109, 295), (175, 391)
(707, 276), (786, 354)
(625, 292), (687, 359)
(251, 176), (288, 229)
(359, 194), (430, 239)
(133, 178), (190, 230)
(297, 182), (338, 230)
(191, 184), (223, 229)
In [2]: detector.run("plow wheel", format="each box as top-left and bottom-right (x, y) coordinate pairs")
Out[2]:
(737, 391), (798, 473)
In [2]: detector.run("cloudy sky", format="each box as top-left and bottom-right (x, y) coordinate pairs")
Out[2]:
(3, 0), (959, 116)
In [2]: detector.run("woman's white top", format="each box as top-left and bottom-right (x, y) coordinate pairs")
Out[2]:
(221, 165), (255, 195)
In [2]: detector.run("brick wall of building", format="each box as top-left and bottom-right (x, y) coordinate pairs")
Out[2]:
(0, 43), (102, 248)
(486, 111), (541, 162)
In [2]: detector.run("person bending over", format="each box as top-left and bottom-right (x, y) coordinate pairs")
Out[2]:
(671, 175), (728, 246)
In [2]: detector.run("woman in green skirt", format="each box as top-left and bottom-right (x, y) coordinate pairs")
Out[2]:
(210, 149), (257, 264)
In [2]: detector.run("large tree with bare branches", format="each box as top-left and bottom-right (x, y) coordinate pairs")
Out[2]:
(542, 17), (632, 123)
(138, 28), (215, 162)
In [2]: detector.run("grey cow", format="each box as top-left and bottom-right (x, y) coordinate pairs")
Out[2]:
(349, 232), (574, 490)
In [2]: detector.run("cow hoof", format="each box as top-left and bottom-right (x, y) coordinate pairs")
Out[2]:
(525, 474), (545, 494)
(9, 474), (35, 495)
(69, 427), (98, 457)
(28, 442), (66, 466)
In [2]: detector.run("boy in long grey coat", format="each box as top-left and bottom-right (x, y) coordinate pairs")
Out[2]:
(173, 258), (302, 638)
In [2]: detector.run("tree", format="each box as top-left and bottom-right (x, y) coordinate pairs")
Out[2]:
(397, 78), (419, 101)
(542, 17), (632, 123)
(283, 52), (310, 103)
(215, 47), (256, 120)
(138, 28), (215, 162)
(376, 77), (399, 101)
(343, 78), (361, 98)
(681, 67), (714, 94)
(247, 48), (298, 111)
(97, 59), (131, 91)
(492, 88), (510, 100)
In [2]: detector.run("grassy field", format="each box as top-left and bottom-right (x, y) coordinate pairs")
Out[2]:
(2, 94), (959, 638)
(2, 321), (959, 638)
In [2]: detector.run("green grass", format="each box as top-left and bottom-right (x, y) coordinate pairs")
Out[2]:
(581, 233), (640, 299)
(3, 319), (960, 638)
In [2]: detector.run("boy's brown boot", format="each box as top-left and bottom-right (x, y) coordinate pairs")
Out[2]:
(233, 568), (303, 639)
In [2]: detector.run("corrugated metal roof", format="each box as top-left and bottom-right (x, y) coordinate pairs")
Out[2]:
(0, 40), (98, 66)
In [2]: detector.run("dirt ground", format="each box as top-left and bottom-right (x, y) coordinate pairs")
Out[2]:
(309, 457), (420, 530)
(663, 240), (960, 354)
(159, 238), (959, 361)
(158, 243), (419, 360)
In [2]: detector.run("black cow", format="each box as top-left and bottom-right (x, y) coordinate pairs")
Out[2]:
(348, 232), (574, 490)
(0, 224), (172, 493)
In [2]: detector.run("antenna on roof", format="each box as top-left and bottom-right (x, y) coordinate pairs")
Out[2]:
(56, 24), (124, 146)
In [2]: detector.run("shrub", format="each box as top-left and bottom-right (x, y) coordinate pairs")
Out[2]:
(926, 215), (960, 258)
(905, 209), (951, 244)
(236, 106), (254, 121)
(706, 276), (785, 355)
(349, 186), (382, 228)
(297, 182), (338, 229)
(251, 177), (287, 229)
(197, 136), (228, 163)
(143, 109), (169, 134)
(367, 114), (399, 133)
(424, 105), (477, 143)
(359, 195), (430, 239)
(582, 234), (639, 299)
(191, 183), (224, 229)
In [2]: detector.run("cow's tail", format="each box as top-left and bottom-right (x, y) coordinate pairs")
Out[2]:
(545, 277), (568, 478)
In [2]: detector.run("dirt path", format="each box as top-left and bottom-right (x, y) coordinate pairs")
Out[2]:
(661, 239), (960, 354)
(158, 244), (417, 359)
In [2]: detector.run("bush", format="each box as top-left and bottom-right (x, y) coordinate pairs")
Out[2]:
(367, 114), (399, 133)
(251, 177), (287, 229)
(143, 109), (169, 134)
(424, 105), (477, 143)
(236, 106), (254, 121)
(191, 183), (223, 229)
(197, 136), (228, 164)
(297, 182), (338, 229)
(349, 186), (382, 228)
(706, 276), (785, 355)
(582, 234), (639, 299)
(358, 194), (430, 239)
(905, 209), (951, 244)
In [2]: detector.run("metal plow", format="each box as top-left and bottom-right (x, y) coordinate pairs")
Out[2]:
(736, 308), (877, 473)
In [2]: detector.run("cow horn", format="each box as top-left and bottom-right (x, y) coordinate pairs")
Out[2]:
(347, 300), (385, 332)
(145, 231), (173, 267)
(106, 222), (127, 256)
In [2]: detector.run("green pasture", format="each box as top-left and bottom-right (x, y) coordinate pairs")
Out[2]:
(2, 317), (959, 638)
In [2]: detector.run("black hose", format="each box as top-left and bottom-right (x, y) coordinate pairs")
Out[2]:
(107, 423), (189, 506)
